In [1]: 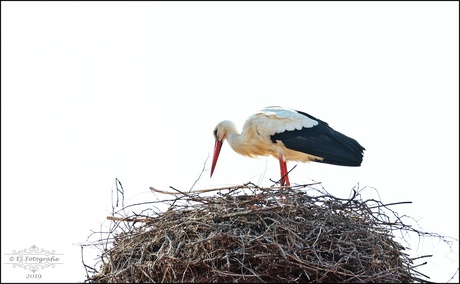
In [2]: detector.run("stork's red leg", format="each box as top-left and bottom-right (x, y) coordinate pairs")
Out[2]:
(278, 156), (290, 187)
(284, 167), (290, 186)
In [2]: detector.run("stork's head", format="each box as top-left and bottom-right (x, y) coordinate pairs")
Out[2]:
(210, 120), (236, 177)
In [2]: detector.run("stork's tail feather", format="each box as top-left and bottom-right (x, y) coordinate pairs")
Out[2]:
(314, 130), (365, 166)
(314, 147), (364, 166)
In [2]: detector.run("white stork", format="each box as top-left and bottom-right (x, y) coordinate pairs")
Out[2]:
(210, 106), (365, 186)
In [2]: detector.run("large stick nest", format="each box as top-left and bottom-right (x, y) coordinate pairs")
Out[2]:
(84, 183), (431, 283)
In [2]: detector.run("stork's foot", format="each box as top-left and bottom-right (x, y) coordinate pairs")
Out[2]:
(280, 177), (291, 189)
(278, 179), (291, 204)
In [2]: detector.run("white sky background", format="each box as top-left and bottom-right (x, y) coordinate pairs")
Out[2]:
(1, 2), (458, 283)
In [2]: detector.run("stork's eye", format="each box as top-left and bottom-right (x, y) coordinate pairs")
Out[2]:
(213, 129), (218, 139)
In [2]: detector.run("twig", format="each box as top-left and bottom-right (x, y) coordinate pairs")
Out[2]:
(189, 155), (210, 192)
(106, 216), (151, 223)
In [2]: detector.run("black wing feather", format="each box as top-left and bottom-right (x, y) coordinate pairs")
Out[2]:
(270, 112), (365, 166)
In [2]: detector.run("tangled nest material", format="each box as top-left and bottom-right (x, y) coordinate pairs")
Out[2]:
(83, 182), (432, 283)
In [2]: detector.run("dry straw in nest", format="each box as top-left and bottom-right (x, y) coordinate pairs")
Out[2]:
(84, 182), (433, 283)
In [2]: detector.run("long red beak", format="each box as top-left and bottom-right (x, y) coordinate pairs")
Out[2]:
(210, 140), (223, 177)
